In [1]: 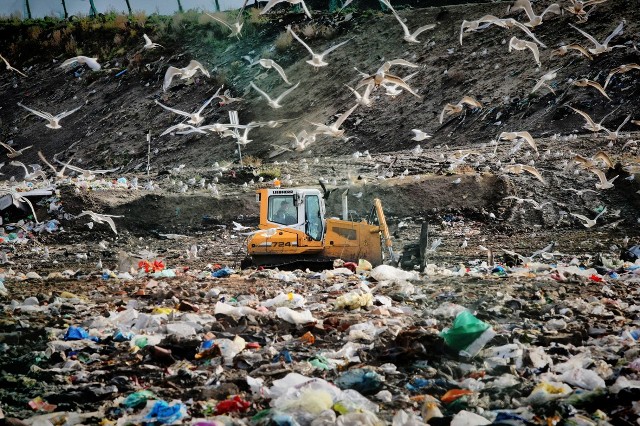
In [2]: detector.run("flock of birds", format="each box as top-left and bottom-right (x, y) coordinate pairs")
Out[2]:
(0, 0), (638, 242)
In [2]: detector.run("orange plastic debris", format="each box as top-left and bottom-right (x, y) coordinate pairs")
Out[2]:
(300, 331), (315, 345)
(440, 389), (473, 404)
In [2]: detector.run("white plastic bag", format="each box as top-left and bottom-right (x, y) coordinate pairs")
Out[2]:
(276, 307), (316, 325)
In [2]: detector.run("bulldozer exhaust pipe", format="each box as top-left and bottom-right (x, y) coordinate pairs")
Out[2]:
(341, 189), (349, 221)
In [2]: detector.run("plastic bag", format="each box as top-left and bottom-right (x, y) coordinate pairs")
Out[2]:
(216, 336), (246, 366)
(524, 382), (573, 405)
(276, 307), (316, 325)
(261, 293), (306, 309)
(335, 368), (384, 395)
(558, 368), (605, 390)
(166, 322), (197, 337)
(212, 267), (234, 278)
(122, 390), (155, 409)
(214, 301), (265, 319)
(450, 410), (491, 426)
(370, 265), (417, 283)
(335, 290), (373, 310)
(215, 396), (251, 414)
(64, 326), (99, 342)
(440, 311), (495, 357)
(347, 322), (385, 342)
(144, 400), (186, 424)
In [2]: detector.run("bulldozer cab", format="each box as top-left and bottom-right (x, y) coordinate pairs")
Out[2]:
(258, 188), (325, 241)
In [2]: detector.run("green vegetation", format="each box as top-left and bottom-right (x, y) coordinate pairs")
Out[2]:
(258, 166), (282, 180)
(0, 6), (267, 65)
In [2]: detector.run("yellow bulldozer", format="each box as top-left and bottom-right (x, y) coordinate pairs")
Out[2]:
(241, 185), (394, 269)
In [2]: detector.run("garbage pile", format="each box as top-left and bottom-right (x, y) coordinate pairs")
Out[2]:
(1, 255), (640, 425)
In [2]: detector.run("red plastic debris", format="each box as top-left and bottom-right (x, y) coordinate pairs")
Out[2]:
(343, 262), (357, 273)
(138, 259), (166, 273)
(215, 395), (251, 414)
(590, 274), (603, 282)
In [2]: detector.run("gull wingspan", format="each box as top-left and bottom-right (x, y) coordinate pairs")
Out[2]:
(287, 26), (315, 57)
(260, 0), (283, 14)
(569, 106), (597, 128)
(55, 105), (83, 120)
(334, 103), (359, 129)
(18, 102), (55, 121)
(250, 81), (274, 103)
(379, 59), (419, 73)
(320, 38), (350, 57)
(163, 66), (183, 91)
(196, 94), (218, 114)
(270, 60), (292, 85)
(569, 23), (599, 47)
(603, 21), (624, 46)
(155, 100), (192, 118)
(411, 23), (436, 39)
(274, 81), (300, 103)
(206, 12), (234, 32)
(299, 0), (313, 19)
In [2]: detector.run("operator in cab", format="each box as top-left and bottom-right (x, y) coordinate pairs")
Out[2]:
(275, 199), (297, 225)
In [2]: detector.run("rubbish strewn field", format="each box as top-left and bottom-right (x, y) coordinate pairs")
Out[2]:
(0, 0), (640, 423)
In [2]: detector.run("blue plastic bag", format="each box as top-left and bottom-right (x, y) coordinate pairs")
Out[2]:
(64, 326), (99, 342)
(212, 267), (234, 278)
(144, 400), (186, 424)
(113, 330), (134, 342)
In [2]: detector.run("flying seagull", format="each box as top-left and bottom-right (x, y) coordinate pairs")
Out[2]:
(380, 0), (436, 43)
(287, 26), (350, 68)
(0, 141), (32, 158)
(38, 151), (74, 179)
(604, 63), (640, 89)
(308, 103), (359, 138)
(17, 102), (82, 129)
(205, 11), (244, 38)
(572, 78), (611, 101)
(0, 53), (27, 77)
(508, 0), (561, 27)
(9, 160), (47, 181)
(569, 21), (624, 55)
(509, 36), (540, 67)
(439, 96), (482, 123)
(155, 92), (219, 125)
(163, 60), (210, 91)
(571, 207), (607, 228)
(356, 59), (422, 99)
(249, 81), (299, 109)
(143, 34), (163, 49)
(76, 210), (123, 235)
(60, 55), (101, 71)
(259, 59), (292, 85)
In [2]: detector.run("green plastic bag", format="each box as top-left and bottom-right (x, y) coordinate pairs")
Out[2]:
(440, 311), (495, 357)
(122, 390), (155, 409)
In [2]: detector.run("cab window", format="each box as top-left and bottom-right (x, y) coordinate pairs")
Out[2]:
(268, 195), (297, 225)
(305, 195), (323, 241)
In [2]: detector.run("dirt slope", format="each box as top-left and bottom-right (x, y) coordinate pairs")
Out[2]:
(0, 2), (638, 168)
(0, 1), (638, 250)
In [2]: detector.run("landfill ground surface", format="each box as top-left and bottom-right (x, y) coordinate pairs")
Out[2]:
(1, 0), (640, 424)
